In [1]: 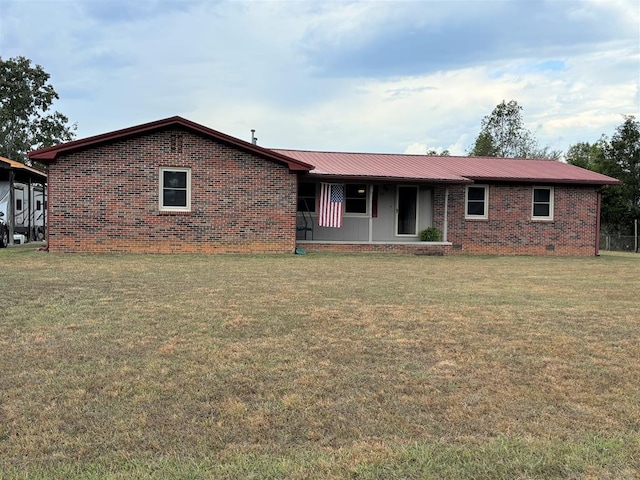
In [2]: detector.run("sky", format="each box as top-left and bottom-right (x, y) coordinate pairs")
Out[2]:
(1, 0), (638, 157)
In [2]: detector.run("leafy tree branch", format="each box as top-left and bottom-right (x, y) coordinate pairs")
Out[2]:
(0, 56), (76, 163)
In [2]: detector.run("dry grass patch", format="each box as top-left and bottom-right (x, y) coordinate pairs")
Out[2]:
(0, 248), (639, 478)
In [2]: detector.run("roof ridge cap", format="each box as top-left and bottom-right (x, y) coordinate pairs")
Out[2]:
(274, 148), (473, 158)
(275, 149), (556, 161)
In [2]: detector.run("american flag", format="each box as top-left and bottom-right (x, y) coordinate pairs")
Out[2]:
(318, 183), (344, 228)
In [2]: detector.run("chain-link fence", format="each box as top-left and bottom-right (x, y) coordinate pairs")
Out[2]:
(600, 234), (639, 252)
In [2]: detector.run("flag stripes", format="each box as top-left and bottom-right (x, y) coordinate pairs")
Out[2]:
(318, 183), (344, 228)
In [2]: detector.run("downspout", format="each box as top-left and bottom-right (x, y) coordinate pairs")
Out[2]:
(443, 187), (449, 242)
(368, 184), (373, 242)
(595, 188), (602, 256)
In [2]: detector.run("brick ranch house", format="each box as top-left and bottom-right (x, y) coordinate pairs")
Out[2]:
(28, 116), (620, 256)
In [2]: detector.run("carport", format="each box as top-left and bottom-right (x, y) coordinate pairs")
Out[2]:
(0, 157), (48, 245)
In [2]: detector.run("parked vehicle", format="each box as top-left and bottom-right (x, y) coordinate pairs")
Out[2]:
(0, 181), (46, 242)
(0, 211), (8, 248)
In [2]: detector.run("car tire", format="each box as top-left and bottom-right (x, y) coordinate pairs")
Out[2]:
(0, 227), (8, 248)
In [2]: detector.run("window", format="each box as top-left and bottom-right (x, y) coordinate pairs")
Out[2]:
(345, 184), (367, 214)
(532, 187), (554, 220)
(297, 182), (316, 212)
(465, 185), (488, 219)
(160, 167), (191, 211)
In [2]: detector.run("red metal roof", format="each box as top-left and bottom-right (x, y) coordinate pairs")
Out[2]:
(273, 150), (470, 183)
(28, 117), (313, 172)
(273, 149), (621, 185)
(26, 115), (620, 185)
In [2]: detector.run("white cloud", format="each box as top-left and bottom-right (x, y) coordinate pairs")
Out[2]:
(1, 0), (638, 158)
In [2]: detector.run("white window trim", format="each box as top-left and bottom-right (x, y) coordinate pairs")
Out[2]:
(344, 183), (369, 217)
(532, 186), (554, 221)
(159, 167), (191, 212)
(465, 185), (489, 220)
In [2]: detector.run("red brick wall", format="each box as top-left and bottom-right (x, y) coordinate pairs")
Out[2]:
(47, 129), (298, 253)
(297, 242), (450, 255)
(433, 184), (600, 256)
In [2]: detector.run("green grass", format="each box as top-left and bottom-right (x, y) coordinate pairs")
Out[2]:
(1, 248), (639, 479)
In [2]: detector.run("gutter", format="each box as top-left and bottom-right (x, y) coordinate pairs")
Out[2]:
(301, 173), (473, 184)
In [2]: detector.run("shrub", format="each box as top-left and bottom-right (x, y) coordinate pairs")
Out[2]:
(419, 227), (441, 242)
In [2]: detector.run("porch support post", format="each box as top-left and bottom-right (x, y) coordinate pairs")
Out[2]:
(43, 182), (47, 243)
(443, 187), (449, 242)
(8, 169), (15, 246)
(27, 176), (32, 242)
(368, 184), (373, 242)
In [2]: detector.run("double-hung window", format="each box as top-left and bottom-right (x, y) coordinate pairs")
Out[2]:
(345, 184), (367, 214)
(532, 187), (554, 220)
(465, 185), (488, 219)
(159, 167), (191, 212)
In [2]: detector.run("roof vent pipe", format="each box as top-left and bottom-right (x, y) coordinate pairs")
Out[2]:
(251, 129), (257, 145)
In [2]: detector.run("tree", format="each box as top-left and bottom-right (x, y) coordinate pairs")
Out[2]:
(0, 56), (76, 163)
(469, 100), (539, 158)
(527, 145), (563, 161)
(567, 116), (640, 235)
(426, 148), (450, 156)
(469, 131), (496, 157)
(566, 138), (607, 171)
(606, 116), (640, 234)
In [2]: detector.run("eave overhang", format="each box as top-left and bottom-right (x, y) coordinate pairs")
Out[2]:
(301, 171), (473, 184)
(466, 176), (622, 186)
(28, 116), (313, 172)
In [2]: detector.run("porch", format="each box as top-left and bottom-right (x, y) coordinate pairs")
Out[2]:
(296, 181), (452, 245)
(296, 240), (452, 255)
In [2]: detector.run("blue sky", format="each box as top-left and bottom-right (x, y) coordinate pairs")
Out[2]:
(1, 0), (638, 156)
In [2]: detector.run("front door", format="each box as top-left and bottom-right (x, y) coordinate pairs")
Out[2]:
(396, 186), (418, 236)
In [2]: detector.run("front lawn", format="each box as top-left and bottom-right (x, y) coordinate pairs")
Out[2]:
(1, 249), (638, 479)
